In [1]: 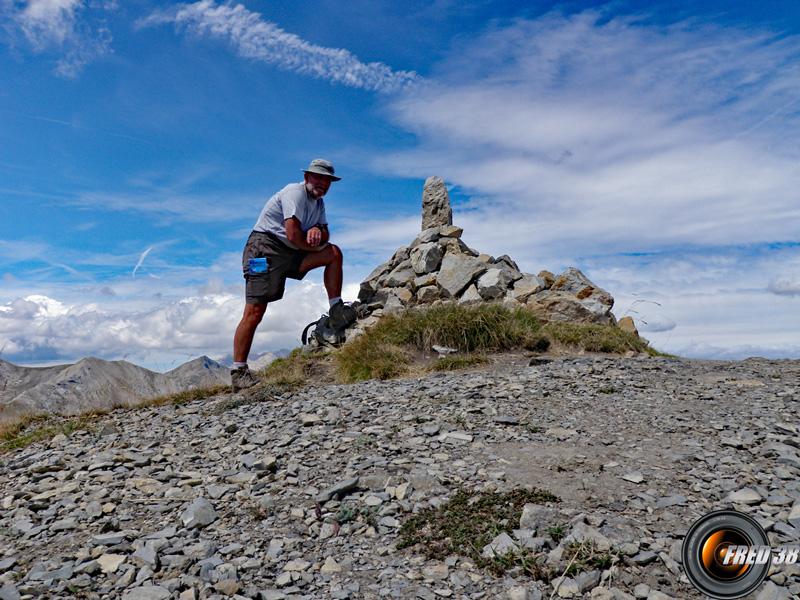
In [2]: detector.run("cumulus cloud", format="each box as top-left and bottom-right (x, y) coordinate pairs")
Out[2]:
(7, 0), (113, 77)
(139, 0), (419, 92)
(768, 275), (800, 296)
(0, 280), (337, 368)
(16, 0), (81, 48)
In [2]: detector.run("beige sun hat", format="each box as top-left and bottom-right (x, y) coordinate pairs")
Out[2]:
(303, 158), (341, 181)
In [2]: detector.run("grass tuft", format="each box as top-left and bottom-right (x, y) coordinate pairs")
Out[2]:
(260, 348), (331, 388)
(542, 321), (652, 354)
(431, 354), (489, 372)
(561, 540), (619, 576)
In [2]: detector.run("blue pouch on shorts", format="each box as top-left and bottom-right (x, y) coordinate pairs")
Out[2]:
(248, 257), (269, 274)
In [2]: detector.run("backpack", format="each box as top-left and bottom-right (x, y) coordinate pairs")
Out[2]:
(301, 302), (360, 348)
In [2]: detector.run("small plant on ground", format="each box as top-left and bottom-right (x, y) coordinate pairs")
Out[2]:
(547, 525), (566, 543)
(561, 540), (619, 576)
(398, 487), (559, 576)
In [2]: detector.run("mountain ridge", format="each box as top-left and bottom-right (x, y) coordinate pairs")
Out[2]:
(0, 355), (229, 423)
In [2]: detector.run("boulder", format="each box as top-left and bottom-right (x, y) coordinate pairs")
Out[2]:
(383, 265), (416, 288)
(617, 316), (638, 336)
(495, 254), (520, 271)
(438, 225), (462, 238)
(421, 176), (453, 230)
(458, 284), (482, 305)
(509, 275), (546, 303)
(416, 285), (439, 303)
(527, 292), (614, 325)
(437, 253), (488, 298)
(412, 227), (441, 247)
(413, 273), (437, 288)
(476, 268), (522, 300)
(439, 237), (478, 257)
(410, 243), (444, 275)
(538, 270), (555, 288)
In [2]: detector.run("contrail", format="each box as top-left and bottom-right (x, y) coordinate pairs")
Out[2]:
(132, 246), (153, 277)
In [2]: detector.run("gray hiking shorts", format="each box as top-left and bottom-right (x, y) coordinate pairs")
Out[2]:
(242, 231), (309, 304)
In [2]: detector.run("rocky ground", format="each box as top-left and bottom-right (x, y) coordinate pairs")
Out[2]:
(1, 354), (799, 600)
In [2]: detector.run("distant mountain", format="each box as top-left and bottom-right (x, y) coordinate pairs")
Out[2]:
(0, 356), (229, 423)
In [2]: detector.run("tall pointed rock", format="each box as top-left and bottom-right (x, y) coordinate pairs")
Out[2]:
(421, 176), (453, 230)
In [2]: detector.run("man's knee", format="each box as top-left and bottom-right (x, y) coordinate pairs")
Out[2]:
(244, 303), (267, 324)
(329, 244), (343, 263)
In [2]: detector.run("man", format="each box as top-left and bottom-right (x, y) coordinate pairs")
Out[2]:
(231, 158), (352, 391)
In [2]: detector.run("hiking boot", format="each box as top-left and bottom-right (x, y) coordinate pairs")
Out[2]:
(327, 300), (357, 330)
(231, 366), (260, 392)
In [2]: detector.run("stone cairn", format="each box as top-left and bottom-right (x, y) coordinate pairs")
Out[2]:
(355, 176), (616, 329)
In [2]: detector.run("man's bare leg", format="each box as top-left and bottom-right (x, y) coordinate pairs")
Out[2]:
(233, 303), (267, 363)
(298, 244), (343, 300)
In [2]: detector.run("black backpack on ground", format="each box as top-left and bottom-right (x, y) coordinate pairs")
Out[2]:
(301, 302), (360, 348)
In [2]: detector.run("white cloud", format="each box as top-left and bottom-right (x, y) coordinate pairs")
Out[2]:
(140, 0), (419, 92)
(8, 0), (112, 77)
(768, 274), (800, 296)
(0, 280), (335, 369)
(378, 12), (800, 257)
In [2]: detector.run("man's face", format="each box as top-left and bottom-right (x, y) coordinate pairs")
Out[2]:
(304, 172), (333, 199)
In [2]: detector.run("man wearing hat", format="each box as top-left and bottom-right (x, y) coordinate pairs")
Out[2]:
(231, 158), (351, 390)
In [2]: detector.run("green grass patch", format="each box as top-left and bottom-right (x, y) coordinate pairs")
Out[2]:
(335, 334), (409, 383)
(332, 303), (671, 383)
(398, 487), (559, 577)
(543, 321), (653, 354)
(376, 303), (545, 352)
(0, 412), (101, 454)
(430, 353), (489, 372)
(336, 304), (547, 382)
(260, 348), (331, 388)
(144, 384), (228, 408)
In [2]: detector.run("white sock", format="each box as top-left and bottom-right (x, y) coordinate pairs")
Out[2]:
(233, 361), (248, 369)
(329, 297), (342, 307)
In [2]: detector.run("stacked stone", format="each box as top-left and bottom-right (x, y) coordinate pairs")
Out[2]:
(357, 176), (615, 325)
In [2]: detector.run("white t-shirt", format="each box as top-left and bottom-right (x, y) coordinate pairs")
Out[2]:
(252, 182), (327, 248)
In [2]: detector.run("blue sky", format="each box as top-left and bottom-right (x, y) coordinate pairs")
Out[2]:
(1, 0), (799, 370)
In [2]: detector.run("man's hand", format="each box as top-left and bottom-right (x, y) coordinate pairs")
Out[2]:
(285, 217), (328, 252)
(307, 226), (322, 247)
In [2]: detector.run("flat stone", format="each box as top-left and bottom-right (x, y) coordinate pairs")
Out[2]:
(621, 472), (644, 484)
(283, 559), (311, 572)
(122, 586), (171, 600)
(214, 580), (240, 595)
(320, 556), (343, 574)
(0, 584), (19, 600)
(180, 498), (218, 529)
(728, 488), (762, 505)
(97, 553), (126, 573)
(316, 477), (359, 502)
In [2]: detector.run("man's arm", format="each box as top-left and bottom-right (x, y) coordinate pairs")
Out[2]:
(285, 217), (327, 252)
